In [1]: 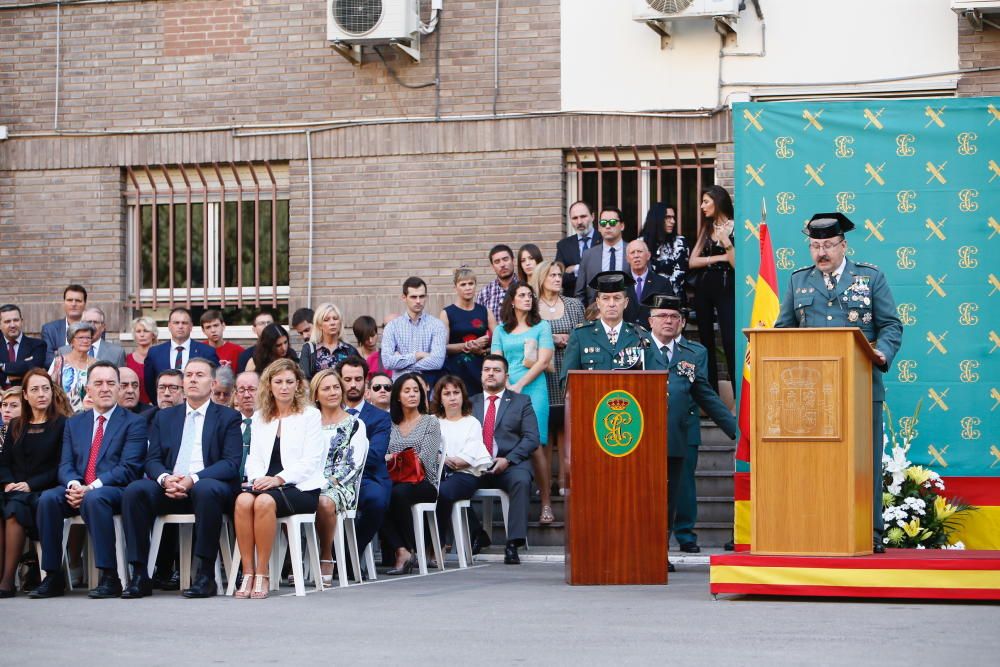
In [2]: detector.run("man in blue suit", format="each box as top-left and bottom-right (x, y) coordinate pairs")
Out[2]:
(0, 304), (48, 388)
(337, 356), (391, 568)
(143, 307), (219, 402)
(41, 284), (88, 366)
(121, 358), (242, 599)
(31, 361), (148, 598)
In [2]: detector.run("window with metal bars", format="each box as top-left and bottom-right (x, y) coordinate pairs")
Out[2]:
(124, 163), (290, 321)
(564, 146), (716, 242)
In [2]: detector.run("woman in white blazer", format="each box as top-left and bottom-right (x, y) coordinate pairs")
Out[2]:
(233, 358), (328, 599)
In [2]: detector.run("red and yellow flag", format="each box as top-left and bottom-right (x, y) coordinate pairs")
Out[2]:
(733, 222), (780, 548)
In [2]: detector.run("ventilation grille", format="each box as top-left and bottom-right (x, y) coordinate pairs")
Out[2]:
(332, 0), (383, 35)
(644, 0), (695, 13)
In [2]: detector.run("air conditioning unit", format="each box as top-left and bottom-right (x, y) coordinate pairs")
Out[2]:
(951, 1), (1000, 29)
(632, 0), (742, 23)
(328, 0), (422, 62)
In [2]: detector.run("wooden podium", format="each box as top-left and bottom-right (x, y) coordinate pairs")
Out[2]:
(745, 328), (879, 556)
(564, 370), (669, 585)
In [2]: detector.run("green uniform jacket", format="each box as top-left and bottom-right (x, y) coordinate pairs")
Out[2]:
(644, 337), (737, 457)
(560, 319), (648, 385)
(774, 258), (903, 401)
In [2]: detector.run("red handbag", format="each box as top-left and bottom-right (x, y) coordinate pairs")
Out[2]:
(387, 448), (425, 484)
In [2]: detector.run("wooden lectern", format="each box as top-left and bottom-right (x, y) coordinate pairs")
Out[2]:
(564, 370), (669, 585)
(745, 328), (879, 556)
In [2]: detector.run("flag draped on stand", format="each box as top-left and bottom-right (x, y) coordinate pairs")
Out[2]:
(733, 222), (780, 550)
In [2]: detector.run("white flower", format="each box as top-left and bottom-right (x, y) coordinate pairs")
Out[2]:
(915, 544), (926, 550)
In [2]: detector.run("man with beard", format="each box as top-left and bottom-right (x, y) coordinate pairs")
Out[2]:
(476, 245), (519, 321)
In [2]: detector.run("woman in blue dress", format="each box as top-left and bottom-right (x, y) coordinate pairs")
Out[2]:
(440, 267), (496, 396)
(491, 283), (554, 523)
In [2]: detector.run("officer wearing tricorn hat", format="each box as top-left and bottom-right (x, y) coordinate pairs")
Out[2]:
(775, 212), (902, 553)
(561, 271), (650, 383)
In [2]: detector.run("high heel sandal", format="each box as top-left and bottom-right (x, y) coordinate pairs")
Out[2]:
(251, 574), (269, 599)
(540, 505), (555, 524)
(386, 554), (416, 576)
(319, 560), (335, 586)
(234, 573), (254, 599)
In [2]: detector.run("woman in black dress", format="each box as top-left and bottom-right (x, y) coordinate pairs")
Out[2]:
(689, 185), (736, 392)
(0, 368), (73, 596)
(642, 202), (691, 295)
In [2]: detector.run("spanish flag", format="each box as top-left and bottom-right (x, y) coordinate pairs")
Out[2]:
(733, 221), (780, 549)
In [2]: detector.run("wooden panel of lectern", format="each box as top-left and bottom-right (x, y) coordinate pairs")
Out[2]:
(564, 370), (669, 585)
(745, 328), (879, 556)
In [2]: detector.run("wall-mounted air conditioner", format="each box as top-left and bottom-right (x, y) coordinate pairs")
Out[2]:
(328, 0), (422, 63)
(632, 0), (741, 23)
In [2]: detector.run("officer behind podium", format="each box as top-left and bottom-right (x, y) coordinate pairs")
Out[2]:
(774, 212), (902, 553)
(561, 271), (648, 382)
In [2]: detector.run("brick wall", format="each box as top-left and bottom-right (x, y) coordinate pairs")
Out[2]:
(957, 21), (1000, 96)
(714, 142), (734, 196)
(1, 0), (561, 132)
(0, 167), (125, 331)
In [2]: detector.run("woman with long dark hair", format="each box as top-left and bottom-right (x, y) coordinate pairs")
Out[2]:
(688, 185), (736, 392)
(516, 243), (544, 286)
(642, 202), (691, 295)
(246, 323), (299, 375)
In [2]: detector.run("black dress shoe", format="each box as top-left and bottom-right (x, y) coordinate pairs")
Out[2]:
(88, 573), (123, 599)
(503, 543), (520, 565)
(0, 587), (16, 598)
(121, 573), (154, 599)
(29, 572), (66, 599)
(723, 540), (735, 551)
(679, 542), (701, 553)
(668, 561), (676, 573)
(873, 542), (886, 554)
(471, 530), (492, 556)
(182, 573), (217, 598)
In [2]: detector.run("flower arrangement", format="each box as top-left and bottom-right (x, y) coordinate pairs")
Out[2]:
(881, 401), (973, 549)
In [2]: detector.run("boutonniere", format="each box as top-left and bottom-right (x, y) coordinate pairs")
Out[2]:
(676, 361), (696, 383)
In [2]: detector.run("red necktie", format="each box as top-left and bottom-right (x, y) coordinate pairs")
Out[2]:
(482, 395), (498, 457)
(6, 341), (15, 364)
(84, 415), (106, 485)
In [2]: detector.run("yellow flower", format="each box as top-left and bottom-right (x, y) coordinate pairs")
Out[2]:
(901, 518), (923, 538)
(934, 495), (958, 521)
(905, 466), (933, 486)
(885, 527), (905, 545)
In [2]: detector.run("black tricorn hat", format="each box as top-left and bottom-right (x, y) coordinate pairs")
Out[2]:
(588, 270), (635, 294)
(641, 290), (687, 315)
(803, 212), (855, 239)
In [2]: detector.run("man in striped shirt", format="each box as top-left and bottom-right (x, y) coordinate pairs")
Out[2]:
(475, 244), (519, 321)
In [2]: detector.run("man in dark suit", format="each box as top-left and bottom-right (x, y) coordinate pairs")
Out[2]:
(32, 361), (148, 598)
(143, 307), (219, 401)
(642, 293), (736, 569)
(121, 358), (242, 599)
(468, 354), (540, 565)
(41, 284), (88, 366)
(337, 356), (391, 563)
(554, 201), (600, 298)
(575, 207), (627, 306)
(0, 304), (48, 388)
(622, 239), (672, 326)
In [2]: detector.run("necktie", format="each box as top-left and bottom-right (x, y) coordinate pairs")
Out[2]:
(84, 415), (106, 485)
(6, 341), (15, 364)
(664, 344), (672, 365)
(482, 395), (498, 457)
(347, 407), (359, 416)
(174, 346), (184, 370)
(580, 236), (589, 255)
(174, 411), (200, 476)
(635, 275), (643, 302)
(823, 272), (836, 292)
(240, 418), (252, 481)
(608, 327), (618, 347)
(609, 247), (617, 271)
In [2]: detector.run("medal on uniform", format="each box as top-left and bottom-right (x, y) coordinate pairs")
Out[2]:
(848, 310), (859, 322)
(862, 313), (872, 324)
(613, 347), (642, 370)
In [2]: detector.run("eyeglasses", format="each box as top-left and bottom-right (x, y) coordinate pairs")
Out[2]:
(650, 313), (682, 322)
(157, 384), (183, 393)
(808, 240), (844, 252)
(598, 219), (620, 227)
(371, 384), (392, 392)
(235, 387), (257, 395)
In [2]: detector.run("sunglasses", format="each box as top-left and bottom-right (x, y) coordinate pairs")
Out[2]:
(598, 219), (620, 227)
(371, 383), (392, 392)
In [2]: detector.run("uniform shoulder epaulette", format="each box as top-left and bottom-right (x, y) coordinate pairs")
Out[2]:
(792, 265), (812, 274)
(855, 261), (880, 270)
(574, 321), (591, 330)
(632, 323), (649, 334)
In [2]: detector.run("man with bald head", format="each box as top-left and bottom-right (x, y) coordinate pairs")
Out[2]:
(233, 371), (259, 482)
(623, 239), (671, 326)
(119, 366), (154, 415)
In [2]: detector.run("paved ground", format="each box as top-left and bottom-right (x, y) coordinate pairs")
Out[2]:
(4, 563), (998, 665)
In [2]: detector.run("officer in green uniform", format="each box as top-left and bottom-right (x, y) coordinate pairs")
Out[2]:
(775, 212), (903, 552)
(642, 293), (736, 566)
(561, 271), (649, 383)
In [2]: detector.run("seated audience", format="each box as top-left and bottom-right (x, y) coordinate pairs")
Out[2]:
(431, 376), (492, 547)
(32, 361), (148, 598)
(58, 308), (125, 367)
(41, 284), (88, 365)
(200, 310), (244, 369)
(0, 369), (72, 596)
(352, 315), (386, 377)
(381, 277), (447, 389)
(212, 365), (236, 406)
(467, 355), (539, 564)
(233, 372), (259, 482)
(1, 304), (48, 388)
(126, 315), (159, 405)
(121, 358), (242, 599)
(48, 321), (97, 413)
(233, 359), (325, 599)
(311, 369), (369, 584)
(0, 388), (23, 448)
(382, 373), (442, 575)
(300, 303), (359, 380)
(246, 323), (298, 375)
(153, 370), (185, 410)
(142, 308), (219, 402)
(366, 372), (392, 412)
(118, 366), (153, 415)
(517, 243), (543, 286)
(236, 310), (276, 373)
(441, 267), (494, 397)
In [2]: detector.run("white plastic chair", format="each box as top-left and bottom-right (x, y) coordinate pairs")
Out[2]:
(451, 499), (474, 568)
(60, 515), (128, 588)
(331, 434), (373, 587)
(473, 488), (523, 546)
(410, 453), (447, 575)
(226, 513), (323, 597)
(147, 514), (232, 593)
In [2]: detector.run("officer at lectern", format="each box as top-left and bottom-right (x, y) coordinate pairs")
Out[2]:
(775, 212), (902, 553)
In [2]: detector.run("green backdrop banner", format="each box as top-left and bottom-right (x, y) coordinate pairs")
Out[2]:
(734, 97), (998, 478)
